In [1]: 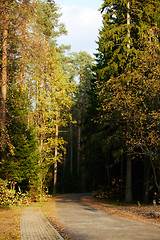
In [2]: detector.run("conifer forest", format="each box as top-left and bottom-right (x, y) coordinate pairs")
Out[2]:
(0, 0), (160, 204)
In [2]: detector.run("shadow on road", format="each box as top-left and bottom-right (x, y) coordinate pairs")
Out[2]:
(56, 193), (98, 212)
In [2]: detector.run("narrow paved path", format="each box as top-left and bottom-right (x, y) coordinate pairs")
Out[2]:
(55, 194), (160, 240)
(20, 207), (63, 240)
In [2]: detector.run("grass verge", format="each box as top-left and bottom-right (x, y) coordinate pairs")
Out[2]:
(0, 206), (21, 240)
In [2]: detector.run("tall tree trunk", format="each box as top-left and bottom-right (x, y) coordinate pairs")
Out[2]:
(77, 114), (81, 176)
(127, 1), (131, 53)
(106, 164), (110, 186)
(144, 161), (150, 203)
(150, 157), (160, 194)
(1, 0), (8, 159)
(20, 1), (28, 90)
(20, 44), (24, 90)
(70, 122), (73, 174)
(20, 60), (24, 90)
(53, 158), (57, 194)
(125, 1), (132, 203)
(77, 74), (82, 176)
(53, 114), (58, 194)
(125, 156), (132, 203)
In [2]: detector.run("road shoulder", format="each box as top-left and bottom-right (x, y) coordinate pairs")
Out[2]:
(81, 195), (160, 227)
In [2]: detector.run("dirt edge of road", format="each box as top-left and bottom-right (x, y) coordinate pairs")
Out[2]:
(81, 195), (160, 226)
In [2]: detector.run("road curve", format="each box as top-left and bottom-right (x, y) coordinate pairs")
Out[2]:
(55, 193), (160, 240)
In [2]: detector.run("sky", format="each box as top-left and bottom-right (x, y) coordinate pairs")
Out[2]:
(55, 0), (103, 56)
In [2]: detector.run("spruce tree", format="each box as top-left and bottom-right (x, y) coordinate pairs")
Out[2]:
(0, 85), (40, 192)
(95, 0), (160, 202)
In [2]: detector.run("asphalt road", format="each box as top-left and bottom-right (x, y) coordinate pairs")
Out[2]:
(55, 193), (160, 240)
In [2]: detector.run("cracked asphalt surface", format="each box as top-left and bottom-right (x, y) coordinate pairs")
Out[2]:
(55, 193), (160, 240)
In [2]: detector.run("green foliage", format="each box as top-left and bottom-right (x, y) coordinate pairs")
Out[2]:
(0, 85), (40, 189)
(35, 0), (67, 40)
(0, 0), (75, 196)
(96, 0), (160, 79)
(0, 178), (30, 206)
(83, 0), (160, 202)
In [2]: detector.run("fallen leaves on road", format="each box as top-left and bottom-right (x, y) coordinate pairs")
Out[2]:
(81, 195), (160, 225)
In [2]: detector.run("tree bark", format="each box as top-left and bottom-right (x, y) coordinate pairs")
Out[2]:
(77, 115), (81, 176)
(20, 60), (24, 90)
(77, 74), (82, 176)
(150, 157), (160, 194)
(1, 0), (8, 157)
(106, 164), (110, 186)
(70, 122), (73, 174)
(127, 1), (131, 53)
(125, 156), (132, 203)
(53, 114), (58, 194)
(144, 161), (150, 203)
(20, 1), (28, 90)
(125, 1), (132, 204)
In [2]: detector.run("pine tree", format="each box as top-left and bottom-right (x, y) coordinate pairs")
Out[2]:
(0, 0), (74, 196)
(24, 0), (74, 193)
(0, 0), (9, 160)
(0, 0), (36, 155)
